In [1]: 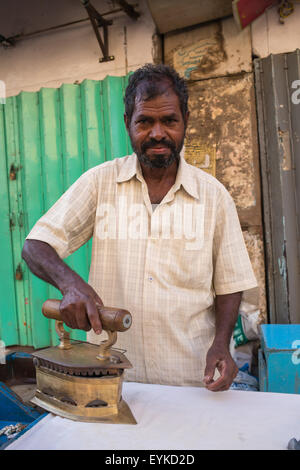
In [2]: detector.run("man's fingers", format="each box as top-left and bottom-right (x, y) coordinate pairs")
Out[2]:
(95, 296), (104, 308)
(204, 372), (231, 391)
(60, 303), (87, 330)
(205, 376), (230, 391)
(60, 303), (77, 329)
(204, 359), (237, 391)
(59, 283), (105, 334)
(203, 359), (217, 384)
(64, 302), (88, 331)
(74, 304), (90, 331)
(86, 301), (102, 335)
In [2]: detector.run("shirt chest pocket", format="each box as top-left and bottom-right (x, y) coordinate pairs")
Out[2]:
(155, 239), (213, 290)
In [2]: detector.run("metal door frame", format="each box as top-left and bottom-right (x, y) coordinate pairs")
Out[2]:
(254, 51), (300, 324)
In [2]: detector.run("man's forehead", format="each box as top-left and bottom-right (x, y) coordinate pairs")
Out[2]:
(133, 84), (181, 115)
(133, 97), (180, 116)
(134, 78), (177, 103)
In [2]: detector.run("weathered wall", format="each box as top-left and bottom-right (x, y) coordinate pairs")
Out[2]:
(251, 3), (300, 58)
(0, 0), (158, 97)
(165, 16), (266, 320)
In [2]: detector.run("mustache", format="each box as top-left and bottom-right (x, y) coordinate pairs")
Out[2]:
(141, 138), (176, 152)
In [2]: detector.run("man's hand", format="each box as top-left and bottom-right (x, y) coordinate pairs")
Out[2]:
(60, 281), (103, 334)
(203, 342), (238, 392)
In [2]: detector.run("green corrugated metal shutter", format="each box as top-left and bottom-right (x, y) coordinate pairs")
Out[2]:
(0, 75), (132, 348)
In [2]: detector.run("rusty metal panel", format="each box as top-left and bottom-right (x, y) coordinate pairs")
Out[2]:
(0, 75), (132, 348)
(255, 52), (300, 324)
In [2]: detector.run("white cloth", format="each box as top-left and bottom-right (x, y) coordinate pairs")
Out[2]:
(6, 383), (300, 450)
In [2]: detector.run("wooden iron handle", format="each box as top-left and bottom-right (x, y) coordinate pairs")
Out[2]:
(42, 299), (132, 332)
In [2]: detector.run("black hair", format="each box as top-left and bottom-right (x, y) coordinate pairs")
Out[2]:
(124, 63), (189, 123)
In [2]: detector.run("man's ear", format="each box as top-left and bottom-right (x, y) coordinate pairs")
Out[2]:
(184, 111), (190, 128)
(124, 113), (129, 132)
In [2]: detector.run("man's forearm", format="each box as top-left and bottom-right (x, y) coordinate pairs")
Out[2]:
(203, 291), (242, 391)
(22, 239), (80, 294)
(22, 239), (103, 333)
(213, 291), (242, 347)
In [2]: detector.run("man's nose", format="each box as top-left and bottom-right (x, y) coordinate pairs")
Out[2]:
(149, 122), (166, 141)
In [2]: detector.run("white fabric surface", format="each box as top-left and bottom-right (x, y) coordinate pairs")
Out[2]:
(6, 382), (300, 450)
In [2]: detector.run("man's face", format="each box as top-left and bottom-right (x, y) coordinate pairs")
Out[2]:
(125, 88), (188, 169)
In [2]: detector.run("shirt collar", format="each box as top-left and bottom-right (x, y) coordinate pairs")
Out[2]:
(173, 150), (200, 200)
(116, 153), (143, 183)
(116, 151), (200, 200)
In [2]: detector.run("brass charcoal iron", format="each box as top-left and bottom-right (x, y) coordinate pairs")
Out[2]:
(31, 299), (136, 424)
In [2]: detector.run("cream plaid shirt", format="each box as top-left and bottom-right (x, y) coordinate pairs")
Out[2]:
(27, 153), (257, 386)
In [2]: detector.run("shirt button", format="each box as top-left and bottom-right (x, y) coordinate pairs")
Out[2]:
(148, 276), (153, 282)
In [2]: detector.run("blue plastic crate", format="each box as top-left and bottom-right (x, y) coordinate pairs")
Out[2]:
(0, 353), (47, 449)
(259, 324), (300, 394)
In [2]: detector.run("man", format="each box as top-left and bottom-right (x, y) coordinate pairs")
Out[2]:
(22, 64), (257, 392)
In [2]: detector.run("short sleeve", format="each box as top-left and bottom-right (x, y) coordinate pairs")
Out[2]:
(213, 189), (257, 295)
(26, 168), (97, 259)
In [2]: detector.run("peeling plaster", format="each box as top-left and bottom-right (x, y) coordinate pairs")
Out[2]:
(243, 230), (267, 322)
(187, 74), (257, 211)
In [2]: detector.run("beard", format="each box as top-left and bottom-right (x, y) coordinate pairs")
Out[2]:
(132, 137), (183, 169)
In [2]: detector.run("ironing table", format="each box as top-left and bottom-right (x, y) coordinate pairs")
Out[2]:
(5, 381), (300, 450)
